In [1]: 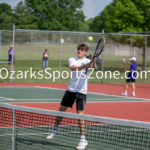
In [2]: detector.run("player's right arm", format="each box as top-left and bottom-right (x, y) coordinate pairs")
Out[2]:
(70, 64), (91, 71)
(69, 57), (91, 71)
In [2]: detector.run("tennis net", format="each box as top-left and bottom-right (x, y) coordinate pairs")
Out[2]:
(0, 103), (150, 150)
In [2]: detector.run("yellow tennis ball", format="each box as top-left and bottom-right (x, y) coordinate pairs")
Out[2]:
(88, 36), (93, 42)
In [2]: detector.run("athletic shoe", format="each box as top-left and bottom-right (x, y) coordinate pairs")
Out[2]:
(76, 139), (88, 150)
(131, 93), (135, 97)
(122, 92), (127, 96)
(46, 126), (59, 139)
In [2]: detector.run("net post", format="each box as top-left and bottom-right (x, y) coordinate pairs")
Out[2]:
(12, 107), (16, 150)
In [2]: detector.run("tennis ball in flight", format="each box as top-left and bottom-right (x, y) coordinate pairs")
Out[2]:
(88, 36), (93, 42)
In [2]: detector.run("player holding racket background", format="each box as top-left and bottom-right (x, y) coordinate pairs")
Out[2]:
(122, 57), (137, 97)
(46, 43), (97, 150)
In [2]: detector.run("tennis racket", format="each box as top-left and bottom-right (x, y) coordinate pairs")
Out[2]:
(85, 37), (105, 74)
(92, 36), (105, 59)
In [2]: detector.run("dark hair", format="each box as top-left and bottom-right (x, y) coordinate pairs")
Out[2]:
(45, 49), (48, 51)
(77, 43), (89, 52)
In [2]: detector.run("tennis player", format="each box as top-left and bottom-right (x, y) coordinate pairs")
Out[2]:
(47, 43), (96, 150)
(42, 49), (49, 70)
(122, 57), (137, 97)
(8, 45), (16, 70)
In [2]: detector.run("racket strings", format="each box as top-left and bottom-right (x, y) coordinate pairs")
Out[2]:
(94, 38), (105, 58)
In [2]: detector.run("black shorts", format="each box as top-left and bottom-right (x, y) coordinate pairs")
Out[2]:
(61, 90), (87, 111)
(8, 58), (15, 65)
(126, 78), (136, 83)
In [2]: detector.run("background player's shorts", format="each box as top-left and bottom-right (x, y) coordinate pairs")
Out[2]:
(61, 90), (87, 111)
(126, 78), (136, 83)
(8, 58), (15, 65)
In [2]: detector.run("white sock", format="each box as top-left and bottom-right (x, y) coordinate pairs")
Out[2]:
(124, 91), (127, 94)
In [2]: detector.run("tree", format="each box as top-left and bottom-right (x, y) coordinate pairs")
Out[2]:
(0, 3), (12, 14)
(131, 0), (150, 70)
(132, 0), (150, 31)
(0, 3), (14, 29)
(90, 0), (150, 70)
(79, 18), (93, 32)
(25, 0), (85, 31)
(89, 3), (114, 32)
(90, 0), (145, 32)
(13, 2), (38, 29)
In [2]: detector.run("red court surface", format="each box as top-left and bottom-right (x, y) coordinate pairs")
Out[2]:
(1, 82), (150, 123)
(11, 102), (150, 122)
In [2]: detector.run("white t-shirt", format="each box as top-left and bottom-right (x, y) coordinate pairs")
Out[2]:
(67, 57), (91, 94)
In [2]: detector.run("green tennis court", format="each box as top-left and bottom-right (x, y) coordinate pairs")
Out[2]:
(0, 86), (148, 103)
(1, 124), (150, 150)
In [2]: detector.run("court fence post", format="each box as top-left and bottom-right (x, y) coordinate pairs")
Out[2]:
(101, 29), (105, 84)
(10, 24), (15, 83)
(0, 31), (1, 58)
(59, 32), (63, 83)
(12, 107), (16, 150)
(30, 32), (33, 60)
(130, 34), (133, 57)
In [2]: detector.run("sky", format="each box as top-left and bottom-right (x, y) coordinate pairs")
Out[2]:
(83, 0), (113, 20)
(0, 0), (113, 19)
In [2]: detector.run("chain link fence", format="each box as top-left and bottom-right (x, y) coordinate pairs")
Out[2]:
(0, 29), (150, 84)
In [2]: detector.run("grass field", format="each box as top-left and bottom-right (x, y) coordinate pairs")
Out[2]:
(0, 44), (150, 83)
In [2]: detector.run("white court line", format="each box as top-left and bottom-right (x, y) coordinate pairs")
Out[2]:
(88, 92), (150, 101)
(34, 86), (150, 102)
(7, 99), (61, 101)
(34, 86), (65, 91)
(8, 101), (150, 104)
(0, 86), (36, 88)
(2, 96), (139, 101)
(0, 97), (15, 101)
(1, 86), (149, 102)
(5, 98), (128, 101)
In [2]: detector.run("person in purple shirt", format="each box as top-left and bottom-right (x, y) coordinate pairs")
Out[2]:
(122, 57), (137, 97)
(8, 45), (16, 70)
(42, 49), (49, 70)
